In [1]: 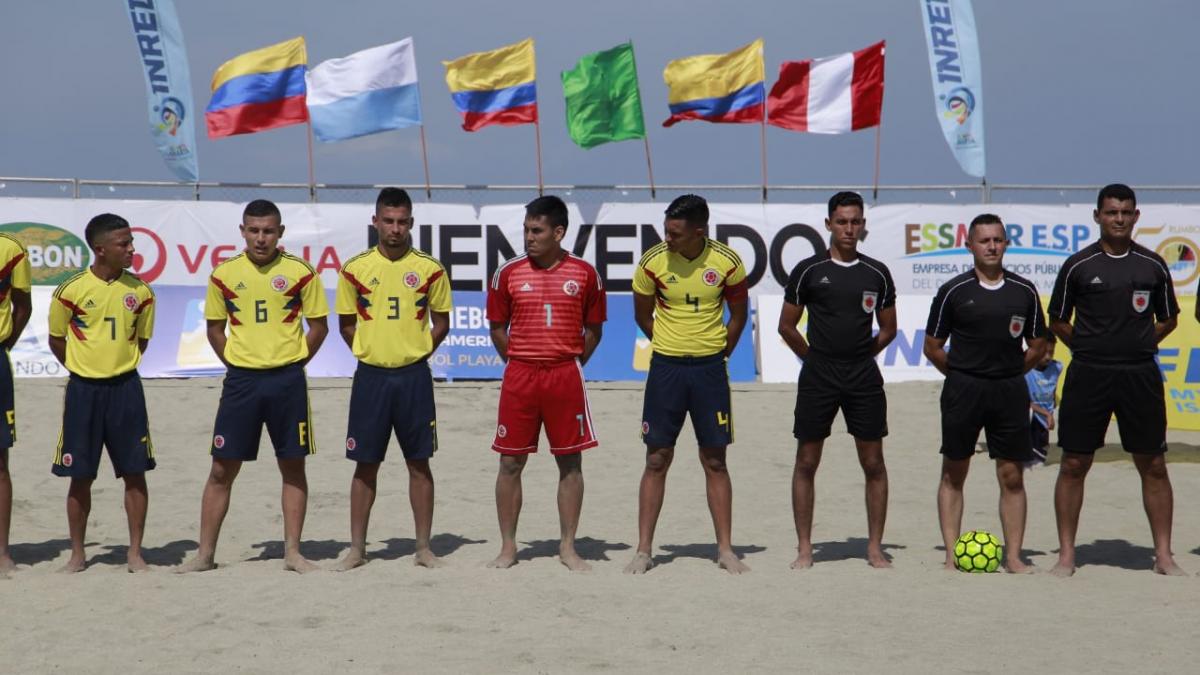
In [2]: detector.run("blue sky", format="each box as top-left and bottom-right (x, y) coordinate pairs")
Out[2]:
(1, 1), (1196, 189)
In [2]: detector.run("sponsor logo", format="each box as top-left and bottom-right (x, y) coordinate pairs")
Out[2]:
(404, 271), (420, 289)
(271, 275), (288, 292)
(903, 222), (1089, 258)
(1132, 290), (1150, 313)
(368, 277), (380, 287)
(942, 86), (975, 126)
(346, 437), (357, 452)
(702, 268), (720, 286)
(0, 222), (91, 285)
(862, 291), (878, 313)
(562, 279), (579, 296)
(62, 453), (73, 467)
(123, 293), (139, 311)
(130, 226), (167, 283)
(497, 424), (507, 438)
(1009, 315), (1026, 338)
(213, 434), (226, 449)
(234, 281), (247, 291)
(1155, 237), (1199, 288)
(666, 274), (678, 284)
(641, 420), (650, 436)
(519, 282), (533, 292)
(1089, 276), (1104, 285)
(819, 276), (831, 284)
(84, 299), (96, 309)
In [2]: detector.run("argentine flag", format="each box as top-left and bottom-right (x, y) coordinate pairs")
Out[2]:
(306, 38), (422, 142)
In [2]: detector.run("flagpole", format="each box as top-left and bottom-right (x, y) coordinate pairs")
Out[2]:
(643, 136), (657, 200)
(759, 42), (768, 202)
(305, 120), (317, 203)
(418, 126), (433, 200)
(534, 119), (545, 196)
(872, 124), (883, 202)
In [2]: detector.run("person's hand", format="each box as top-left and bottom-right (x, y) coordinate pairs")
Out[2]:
(1047, 412), (1055, 431)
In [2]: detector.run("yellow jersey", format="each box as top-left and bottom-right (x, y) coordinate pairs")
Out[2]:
(336, 247), (452, 368)
(631, 239), (748, 357)
(205, 251), (329, 369)
(49, 269), (155, 378)
(0, 234), (32, 345)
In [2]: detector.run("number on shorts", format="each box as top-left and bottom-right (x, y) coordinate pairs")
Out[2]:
(544, 303), (553, 327)
(716, 410), (730, 430)
(104, 316), (116, 339)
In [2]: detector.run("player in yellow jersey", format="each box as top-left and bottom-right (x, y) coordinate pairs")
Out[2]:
(0, 232), (32, 576)
(48, 214), (156, 573)
(177, 200), (329, 574)
(624, 195), (750, 575)
(333, 188), (451, 571)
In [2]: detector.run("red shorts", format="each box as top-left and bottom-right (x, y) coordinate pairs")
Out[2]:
(492, 359), (598, 455)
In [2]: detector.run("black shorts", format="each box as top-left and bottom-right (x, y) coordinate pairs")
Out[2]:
(1057, 359), (1166, 455)
(346, 361), (437, 463)
(793, 355), (887, 442)
(641, 352), (733, 448)
(940, 371), (1031, 462)
(211, 363), (314, 461)
(1, 348), (14, 450)
(52, 371), (154, 479)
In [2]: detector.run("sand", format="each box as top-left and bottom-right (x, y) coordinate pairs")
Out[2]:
(3, 377), (1200, 674)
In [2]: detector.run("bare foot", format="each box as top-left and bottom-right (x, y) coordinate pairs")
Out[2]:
(623, 552), (653, 574)
(1049, 561), (1075, 578)
(867, 554), (893, 569)
(0, 555), (15, 576)
(413, 549), (445, 569)
(944, 558), (959, 572)
(59, 556), (87, 574)
(332, 548), (367, 572)
(717, 550), (750, 575)
(283, 554), (319, 574)
(1153, 558), (1188, 577)
(127, 553), (150, 573)
(559, 549), (592, 572)
(789, 552), (813, 569)
(487, 551), (517, 569)
(1004, 560), (1036, 574)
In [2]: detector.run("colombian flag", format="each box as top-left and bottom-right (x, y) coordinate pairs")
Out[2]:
(443, 39), (537, 132)
(205, 37), (309, 138)
(662, 40), (765, 127)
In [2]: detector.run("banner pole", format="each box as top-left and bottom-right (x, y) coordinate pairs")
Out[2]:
(534, 120), (545, 196)
(642, 136), (657, 200)
(305, 120), (317, 203)
(872, 124), (883, 202)
(419, 126), (433, 200)
(760, 120), (768, 203)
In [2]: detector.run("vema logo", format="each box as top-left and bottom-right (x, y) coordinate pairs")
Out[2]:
(0, 222), (91, 285)
(904, 222), (1091, 257)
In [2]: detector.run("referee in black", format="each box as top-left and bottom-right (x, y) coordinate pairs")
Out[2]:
(778, 191), (897, 569)
(924, 214), (1046, 573)
(1048, 183), (1183, 577)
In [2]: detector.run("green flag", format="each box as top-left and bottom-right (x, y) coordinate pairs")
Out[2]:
(561, 42), (646, 149)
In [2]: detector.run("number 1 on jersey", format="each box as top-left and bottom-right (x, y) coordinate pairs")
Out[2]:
(544, 303), (553, 327)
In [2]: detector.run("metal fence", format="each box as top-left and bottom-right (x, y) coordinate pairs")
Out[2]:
(3, 176), (1200, 206)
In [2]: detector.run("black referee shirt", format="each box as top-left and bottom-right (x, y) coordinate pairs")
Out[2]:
(1048, 242), (1178, 364)
(925, 269), (1046, 378)
(784, 252), (896, 360)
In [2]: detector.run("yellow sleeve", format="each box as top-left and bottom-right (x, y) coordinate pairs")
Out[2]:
(137, 287), (156, 340)
(301, 272), (329, 318)
(631, 263), (656, 295)
(48, 289), (70, 338)
(726, 257), (747, 286)
(11, 247), (31, 291)
(428, 267), (452, 313)
(334, 266), (357, 316)
(205, 276), (228, 321)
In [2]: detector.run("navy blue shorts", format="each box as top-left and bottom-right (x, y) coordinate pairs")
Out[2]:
(211, 363), (314, 461)
(793, 355), (888, 442)
(1, 348), (14, 450)
(52, 371), (155, 479)
(346, 360), (438, 463)
(641, 352), (733, 448)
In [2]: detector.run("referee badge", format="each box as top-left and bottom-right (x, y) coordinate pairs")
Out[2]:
(1132, 290), (1150, 313)
(1008, 315), (1026, 338)
(861, 291), (878, 313)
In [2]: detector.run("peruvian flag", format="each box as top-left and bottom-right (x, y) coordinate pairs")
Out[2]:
(767, 41), (885, 133)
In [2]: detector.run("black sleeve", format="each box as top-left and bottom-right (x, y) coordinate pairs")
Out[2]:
(925, 283), (954, 339)
(783, 260), (810, 306)
(879, 263), (897, 310)
(1047, 258), (1074, 322)
(1026, 289), (1047, 339)
(1153, 255), (1180, 322)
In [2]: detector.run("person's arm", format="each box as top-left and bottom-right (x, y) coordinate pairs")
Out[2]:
(338, 313), (357, 350)
(724, 299), (748, 357)
(429, 310), (450, 354)
(48, 335), (66, 365)
(872, 305), (898, 356)
(777, 302), (809, 359)
(1049, 319), (1073, 348)
(138, 338), (150, 354)
(489, 320), (509, 362)
(1154, 316), (1178, 343)
(1022, 336), (1047, 373)
(206, 319), (229, 366)
(633, 292), (656, 340)
(923, 335), (949, 375)
(304, 315), (329, 361)
(581, 323), (602, 365)
(2, 289), (31, 351)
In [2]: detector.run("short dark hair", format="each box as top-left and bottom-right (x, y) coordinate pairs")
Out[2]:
(827, 191), (864, 217)
(243, 199), (281, 221)
(525, 195), (569, 231)
(1097, 183), (1136, 210)
(968, 213), (1005, 240)
(664, 194), (709, 226)
(84, 213), (130, 248)
(376, 187), (413, 213)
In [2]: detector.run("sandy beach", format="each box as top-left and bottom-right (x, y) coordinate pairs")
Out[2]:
(3, 377), (1200, 673)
